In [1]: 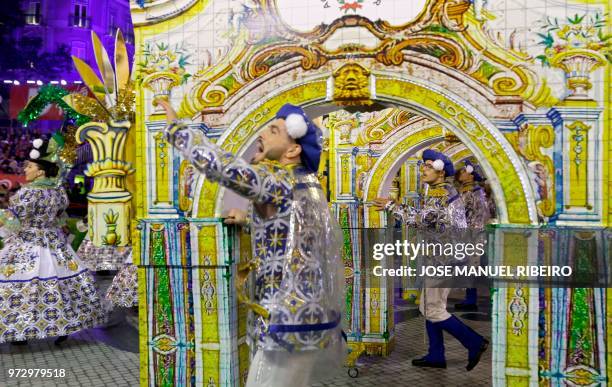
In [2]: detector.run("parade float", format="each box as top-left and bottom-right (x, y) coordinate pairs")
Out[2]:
(66, 0), (611, 385)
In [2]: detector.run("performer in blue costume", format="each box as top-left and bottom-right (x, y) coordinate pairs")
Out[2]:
(454, 160), (489, 311)
(374, 149), (488, 371)
(158, 100), (345, 387)
(0, 135), (106, 345)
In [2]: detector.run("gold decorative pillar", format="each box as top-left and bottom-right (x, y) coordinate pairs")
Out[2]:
(490, 227), (540, 386)
(566, 121), (590, 207)
(77, 120), (135, 246)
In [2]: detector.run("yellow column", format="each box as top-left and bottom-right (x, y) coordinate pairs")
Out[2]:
(77, 119), (134, 246)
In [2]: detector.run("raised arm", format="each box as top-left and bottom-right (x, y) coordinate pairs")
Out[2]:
(165, 121), (293, 205)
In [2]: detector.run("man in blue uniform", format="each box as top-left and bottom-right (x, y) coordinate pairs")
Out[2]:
(374, 149), (488, 371)
(158, 100), (344, 387)
(454, 160), (489, 311)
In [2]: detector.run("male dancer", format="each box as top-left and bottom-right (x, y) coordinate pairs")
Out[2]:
(454, 160), (489, 311)
(373, 149), (488, 371)
(158, 100), (344, 387)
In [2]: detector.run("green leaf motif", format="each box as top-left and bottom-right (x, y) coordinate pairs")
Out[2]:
(537, 32), (554, 48)
(568, 13), (585, 25)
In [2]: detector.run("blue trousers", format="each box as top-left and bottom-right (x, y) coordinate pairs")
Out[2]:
(424, 315), (484, 362)
(460, 288), (477, 305)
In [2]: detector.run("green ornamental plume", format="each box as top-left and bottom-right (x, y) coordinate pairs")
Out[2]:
(17, 85), (91, 127)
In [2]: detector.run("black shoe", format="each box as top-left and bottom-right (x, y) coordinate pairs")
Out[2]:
(412, 357), (447, 369)
(54, 335), (68, 346)
(466, 339), (489, 371)
(454, 303), (478, 312)
(11, 340), (27, 346)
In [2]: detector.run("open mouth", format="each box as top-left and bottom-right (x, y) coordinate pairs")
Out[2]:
(256, 138), (264, 153)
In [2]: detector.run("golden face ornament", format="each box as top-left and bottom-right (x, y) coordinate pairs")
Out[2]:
(333, 63), (372, 106)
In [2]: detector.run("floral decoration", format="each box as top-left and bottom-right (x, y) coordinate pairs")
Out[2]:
(536, 12), (611, 66)
(136, 42), (192, 84)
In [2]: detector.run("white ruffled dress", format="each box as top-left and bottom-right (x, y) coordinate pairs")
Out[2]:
(0, 179), (106, 343)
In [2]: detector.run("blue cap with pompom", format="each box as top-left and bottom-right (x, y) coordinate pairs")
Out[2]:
(275, 103), (322, 174)
(422, 149), (454, 177)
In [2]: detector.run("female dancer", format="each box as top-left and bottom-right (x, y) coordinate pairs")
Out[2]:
(0, 136), (105, 345)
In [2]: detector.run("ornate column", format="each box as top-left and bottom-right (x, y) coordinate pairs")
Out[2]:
(326, 97), (395, 356)
(547, 107), (603, 224)
(489, 226), (540, 386)
(327, 111), (365, 349)
(536, 13), (608, 225)
(399, 158), (419, 302)
(144, 120), (180, 217)
(76, 120), (135, 246)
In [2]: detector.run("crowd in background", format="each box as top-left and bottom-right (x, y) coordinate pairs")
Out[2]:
(0, 128), (48, 174)
(0, 127), (88, 210)
(0, 183), (20, 209)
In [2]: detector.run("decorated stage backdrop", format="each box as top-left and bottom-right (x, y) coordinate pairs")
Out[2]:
(123, 1), (610, 385)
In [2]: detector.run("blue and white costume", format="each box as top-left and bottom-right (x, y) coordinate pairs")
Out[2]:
(165, 104), (344, 386)
(455, 160), (490, 309)
(0, 180), (106, 342)
(386, 149), (488, 370)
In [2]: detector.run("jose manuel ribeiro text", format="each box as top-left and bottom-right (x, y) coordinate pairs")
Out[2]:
(370, 241), (572, 278)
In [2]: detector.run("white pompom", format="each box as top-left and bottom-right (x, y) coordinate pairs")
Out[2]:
(432, 159), (445, 171)
(465, 165), (474, 174)
(32, 139), (43, 149)
(285, 113), (308, 139)
(29, 149), (40, 159)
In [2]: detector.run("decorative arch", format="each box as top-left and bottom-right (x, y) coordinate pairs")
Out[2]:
(361, 127), (503, 227)
(361, 126), (444, 227)
(447, 146), (472, 163)
(192, 72), (538, 224)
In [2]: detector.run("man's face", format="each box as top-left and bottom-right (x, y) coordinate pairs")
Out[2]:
(256, 118), (295, 161)
(421, 160), (444, 184)
(457, 168), (474, 183)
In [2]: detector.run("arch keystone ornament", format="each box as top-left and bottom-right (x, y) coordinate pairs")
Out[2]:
(332, 62), (373, 106)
